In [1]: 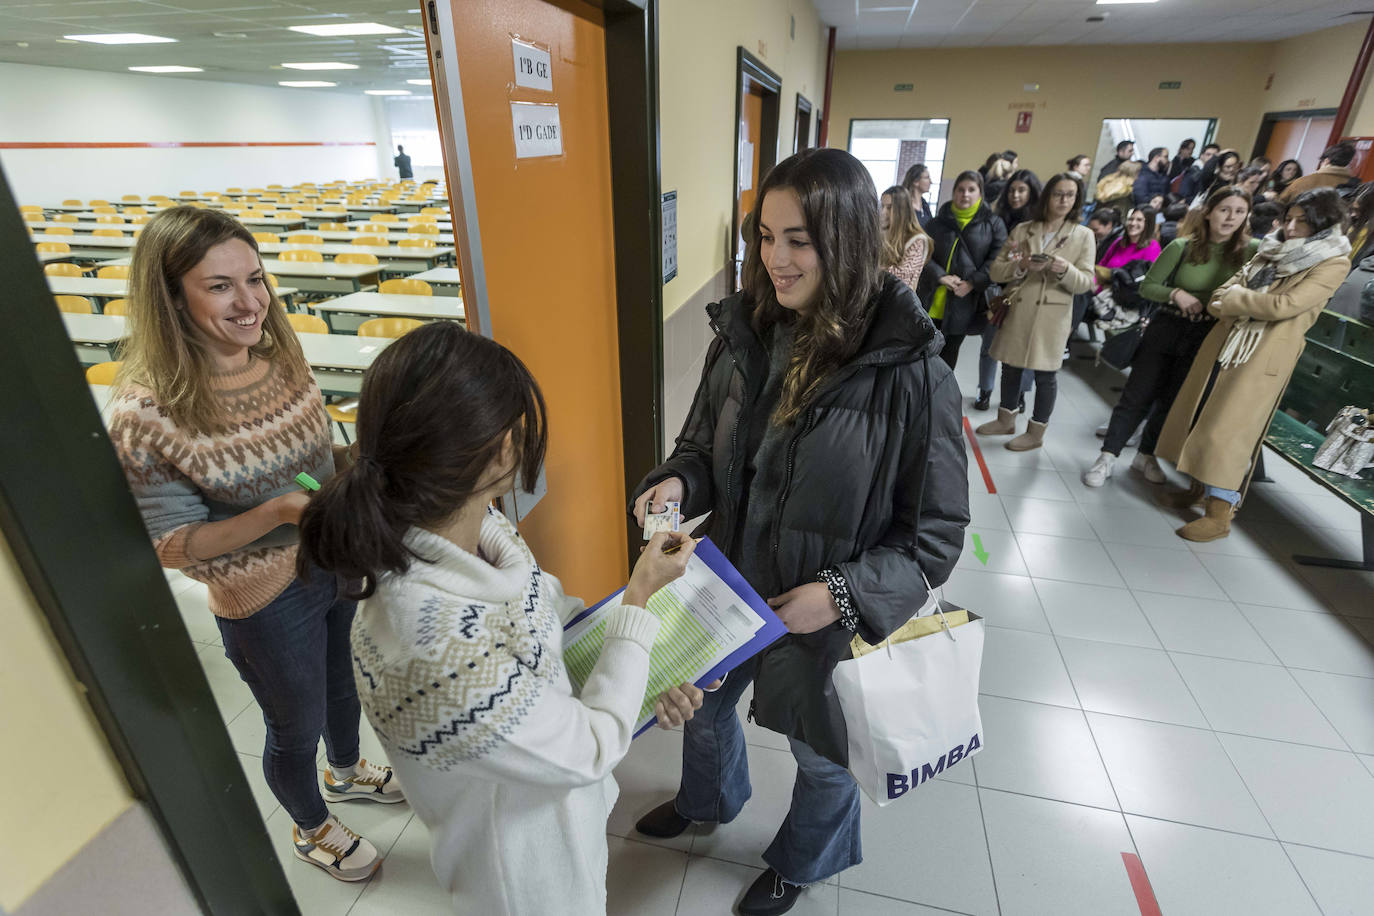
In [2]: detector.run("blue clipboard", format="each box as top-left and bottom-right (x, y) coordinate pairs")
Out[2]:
(563, 538), (788, 736)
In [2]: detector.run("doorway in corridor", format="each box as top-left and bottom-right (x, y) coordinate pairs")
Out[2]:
(732, 47), (780, 292)
(1254, 109), (1340, 174)
(847, 117), (950, 207)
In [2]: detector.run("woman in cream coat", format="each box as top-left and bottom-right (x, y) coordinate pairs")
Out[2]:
(976, 172), (1096, 450)
(1157, 188), (1351, 542)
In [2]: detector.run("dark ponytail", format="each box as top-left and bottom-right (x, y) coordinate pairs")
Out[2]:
(297, 321), (548, 598)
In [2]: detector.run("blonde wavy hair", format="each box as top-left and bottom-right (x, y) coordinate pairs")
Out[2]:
(117, 206), (309, 435)
(880, 185), (929, 270)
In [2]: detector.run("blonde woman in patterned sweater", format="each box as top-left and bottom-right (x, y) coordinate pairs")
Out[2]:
(296, 321), (709, 914)
(109, 207), (403, 883)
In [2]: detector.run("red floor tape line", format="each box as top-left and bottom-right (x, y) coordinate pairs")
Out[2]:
(1122, 852), (1163, 916)
(963, 416), (997, 495)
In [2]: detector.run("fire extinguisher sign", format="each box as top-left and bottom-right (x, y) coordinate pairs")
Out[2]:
(1015, 111), (1032, 133)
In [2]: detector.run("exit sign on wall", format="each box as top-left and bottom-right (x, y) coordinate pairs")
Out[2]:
(1158, 81), (1182, 90)
(894, 83), (913, 92)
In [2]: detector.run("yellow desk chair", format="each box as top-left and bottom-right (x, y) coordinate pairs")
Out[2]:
(53, 214), (80, 223)
(123, 206), (148, 215)
(61, 199), (83, 207)
(334, 252), (380, 265)
(352, 237), (389, 247)
(408, 223), (441, 235)
(358, 317), (424, 338)
(35, 241), (71, 253)
(379, 278), (433, 296)
(121, 194), (142, 202)
(320, 222), (351, 232)
(46, 263), (86, 277)
(286, 313), (329, 334)
(97, 265), (130, 280)
(103, 299), (129, 316)
(85, 361), (122, 385)
(93, 209), (120, 218)
(252, 232), (280, 243)
(372, 213), (400, 223)
(44, 227), (76, 236)
(279, 250), (324, 263)
(55, 295), (93, 314)
(92, 228), (125, 237)
(398, 238), (436, 250)
(289, 234), (325, 245)
(89, 199), (111, 207)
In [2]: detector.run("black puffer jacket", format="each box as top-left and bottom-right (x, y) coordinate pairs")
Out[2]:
(633, 275), (970, 765)
(917, 201), (1007, 337)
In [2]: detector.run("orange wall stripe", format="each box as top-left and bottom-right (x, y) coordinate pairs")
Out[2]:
(0, 141), (376, 150)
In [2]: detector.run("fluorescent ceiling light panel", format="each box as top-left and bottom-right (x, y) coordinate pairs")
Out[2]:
(1095, 0), (1157, 4)
(65, 33), (176, 44)
(279, 80), (337, 87)
(282, 61), (358, 70)
(129, 65), (202, 73)
(289, 23), (405, 36)
(406, 78), (431, 85)
(930, 118), (949, 124)
(365, 89), (411, 95)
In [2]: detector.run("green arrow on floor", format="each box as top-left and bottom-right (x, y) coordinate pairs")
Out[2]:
(972, 533), (989, 566)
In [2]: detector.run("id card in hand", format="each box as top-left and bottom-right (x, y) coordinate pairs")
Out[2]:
(644, 500), (681, 539)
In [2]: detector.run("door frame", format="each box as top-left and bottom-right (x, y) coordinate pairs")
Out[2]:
(1251, 108), (1341, 162)
(730, 46), (782, 291)
(426, 0), (665, 563)
(794, 93), (813, 154)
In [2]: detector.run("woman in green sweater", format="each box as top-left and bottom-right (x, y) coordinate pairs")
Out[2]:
(1083, 187), (1258, 487)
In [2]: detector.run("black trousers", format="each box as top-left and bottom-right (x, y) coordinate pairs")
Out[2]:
(1000, 366), (1057, 423)
(1103, 312), (1214, 456)
(934, 318), (965, 370)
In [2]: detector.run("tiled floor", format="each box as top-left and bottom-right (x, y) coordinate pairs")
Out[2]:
(169, 344), (1374, 914)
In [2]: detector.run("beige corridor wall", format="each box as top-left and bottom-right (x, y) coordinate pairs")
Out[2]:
(0, 532), (132, 909)
(659, 0), (830, 318)
(826, 18), (1374, 192)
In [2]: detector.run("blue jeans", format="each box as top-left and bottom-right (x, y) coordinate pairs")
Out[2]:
(1206, 485), (1242, 505)
(673, 663), (862, 885)
(980, 324), (1033, 396)
(217, 568), (361, 830)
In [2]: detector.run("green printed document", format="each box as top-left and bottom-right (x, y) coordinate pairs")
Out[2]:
(561, 538), (787, 736)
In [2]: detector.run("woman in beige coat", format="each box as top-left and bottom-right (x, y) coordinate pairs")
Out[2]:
(976, 173), (1096, 450)
(1157, 187), (1351, 541)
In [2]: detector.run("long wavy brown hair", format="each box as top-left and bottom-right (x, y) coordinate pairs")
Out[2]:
(117, 206), (309, 435)
(1177, 186), (1253, 269)
(880, 185), (929, 270)
(744, 148), (884, 426)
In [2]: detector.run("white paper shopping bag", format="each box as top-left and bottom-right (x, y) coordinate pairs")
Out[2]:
(832, 603), (984, 806)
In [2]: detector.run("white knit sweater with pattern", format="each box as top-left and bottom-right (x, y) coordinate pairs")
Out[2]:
(351, 508), (659, 915)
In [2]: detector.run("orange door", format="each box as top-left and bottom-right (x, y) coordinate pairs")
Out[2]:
(440, 0), (627, 601)
(1264, 120), (1305, 165)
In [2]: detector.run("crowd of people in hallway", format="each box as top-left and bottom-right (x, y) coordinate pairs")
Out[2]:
(96, 122), (1371, 913)
(881, 137), (1366, 545)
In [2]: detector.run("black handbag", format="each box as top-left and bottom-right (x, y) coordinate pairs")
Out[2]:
(1097, 255), (1180, 371)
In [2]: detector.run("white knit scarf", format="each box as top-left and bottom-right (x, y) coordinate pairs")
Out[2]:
(1218, 228), (1351, 369)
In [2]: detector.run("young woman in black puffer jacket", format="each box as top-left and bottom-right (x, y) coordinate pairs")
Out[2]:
(629, 148), (970, 916)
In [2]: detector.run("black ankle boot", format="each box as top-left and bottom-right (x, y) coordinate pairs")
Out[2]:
(973, 390), (992, 411)
(739, 868), (808, 915)
(634, 799), (692, 838)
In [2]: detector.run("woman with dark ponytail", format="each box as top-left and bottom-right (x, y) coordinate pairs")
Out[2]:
(298, 321), (705, 914)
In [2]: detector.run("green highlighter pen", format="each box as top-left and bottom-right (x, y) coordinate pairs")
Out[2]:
(295, 472), (321, 492)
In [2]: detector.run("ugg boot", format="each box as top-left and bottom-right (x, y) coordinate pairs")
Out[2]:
(1176, 497), (1236, 542)
(1007, 420), (1048, 451)
(1159, 480), (1205, 509)
(975, 407), (1017, 436)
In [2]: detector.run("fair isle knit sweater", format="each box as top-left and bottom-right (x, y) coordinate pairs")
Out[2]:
(353, 509), (660, 915)
(109, 356), (335, 619)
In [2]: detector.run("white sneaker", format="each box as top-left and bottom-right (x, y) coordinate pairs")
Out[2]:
(292, 814), (381, 882)
(1131, 452), (1166, 484)
(324, 758), (405, 804)
(1082, 452), (1115, 488)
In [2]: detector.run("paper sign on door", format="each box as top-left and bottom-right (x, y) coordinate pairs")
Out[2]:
(511, 102), (563, 159)
(512, 38), (553, 91)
